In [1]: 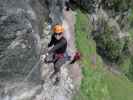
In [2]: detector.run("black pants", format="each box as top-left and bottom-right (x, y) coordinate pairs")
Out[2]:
(45, 54), (66, 77)
(53, 57), (65, 74)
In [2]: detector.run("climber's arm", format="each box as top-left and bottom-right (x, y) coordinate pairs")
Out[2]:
(48, 39), (67, 54)
(48, 35), (55, 47)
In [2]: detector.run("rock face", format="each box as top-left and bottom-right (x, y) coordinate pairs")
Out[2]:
(35, 64), (74, 100)
(0, 0), (47, 99)
(46, 0), (65, 25)
(100, 0), (132, 31)
(0, 0), (77, 100)
(0, 0), (47, 81)
(38, 0), (65, 25)
(1, 0), (132, 99)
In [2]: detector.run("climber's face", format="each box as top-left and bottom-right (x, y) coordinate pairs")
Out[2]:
(54, 32), (63, 40)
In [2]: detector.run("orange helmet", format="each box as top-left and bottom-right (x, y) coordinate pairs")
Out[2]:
(53, 24), (64, 33)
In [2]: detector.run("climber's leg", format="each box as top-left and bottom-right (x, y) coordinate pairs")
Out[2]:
(51, 58), (65, 85)
(54, 58), (65, 73)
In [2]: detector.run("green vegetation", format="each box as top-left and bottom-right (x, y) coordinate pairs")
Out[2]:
(123, 8), (133, 80)
(93, 20), (127, 63)
(126, 55), (133, 81)
(101, 0), (131, 12)
(74, 10), (133, 100)
(105, 72), (133, 100)
(128, 8), (133, 29)
(74, 10), (111, 100)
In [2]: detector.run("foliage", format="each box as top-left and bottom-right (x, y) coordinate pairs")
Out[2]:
(74, 9), (133, 100)
(74, 10), (111, 100)
(94, 20), (128, 63)
(126, 57), (133, 81)
(101, 0), (131, 12)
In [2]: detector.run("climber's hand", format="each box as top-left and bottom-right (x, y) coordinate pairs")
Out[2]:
(41, 53), (48, 62)
(48, 46), (53, 51)
(41, 55), (46, 62)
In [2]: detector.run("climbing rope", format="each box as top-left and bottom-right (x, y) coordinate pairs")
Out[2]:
(22, 46), (46, 83)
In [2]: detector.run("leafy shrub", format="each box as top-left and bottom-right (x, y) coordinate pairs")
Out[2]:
(94, 20), (128, 63)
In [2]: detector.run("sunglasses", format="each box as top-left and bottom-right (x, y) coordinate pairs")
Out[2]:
(54, 33), (62, 36)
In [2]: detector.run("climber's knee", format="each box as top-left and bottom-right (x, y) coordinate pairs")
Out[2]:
(54, 58), (65, 72)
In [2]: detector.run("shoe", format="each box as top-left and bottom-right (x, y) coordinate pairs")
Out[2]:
(41, 80), (45, 85)
(66, 8), (70, 11)
(50, 72), (56, 79)
(53, 77), (60, 85)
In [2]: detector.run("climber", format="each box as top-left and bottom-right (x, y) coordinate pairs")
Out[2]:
(41, 23), (81, 85)
(41, 24), (68, 85)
